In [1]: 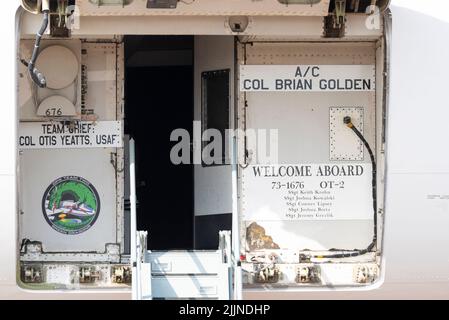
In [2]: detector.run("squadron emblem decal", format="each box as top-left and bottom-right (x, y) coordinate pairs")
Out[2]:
(42, 176), (100, 235)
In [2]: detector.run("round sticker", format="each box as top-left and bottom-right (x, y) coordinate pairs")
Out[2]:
(42, 176), (100, 235)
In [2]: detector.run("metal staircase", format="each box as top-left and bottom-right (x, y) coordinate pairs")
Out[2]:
(128, 139), (239, 300)
(133, 231), (232, 300)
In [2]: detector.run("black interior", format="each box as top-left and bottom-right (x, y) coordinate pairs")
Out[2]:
(124, 36), (194, 250)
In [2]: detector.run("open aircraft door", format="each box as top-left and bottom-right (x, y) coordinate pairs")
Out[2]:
(131, 35), (240, 300)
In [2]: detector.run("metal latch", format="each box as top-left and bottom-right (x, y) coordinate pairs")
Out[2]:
(324, 0), (347, 38)
(334, 0), (347, 28)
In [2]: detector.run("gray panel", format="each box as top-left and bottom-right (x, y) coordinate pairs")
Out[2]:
(241, 42), (377, 251)
(246, 92), (374, 164)
(81, 43), (118, 121)
(19, 149), (117, 252)
(194, 36), (234, 216)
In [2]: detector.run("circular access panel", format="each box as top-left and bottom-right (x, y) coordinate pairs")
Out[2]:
(35, 45), (79, 90)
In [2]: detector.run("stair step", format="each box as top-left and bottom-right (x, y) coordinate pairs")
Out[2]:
(151, 273), (229, 299)
(147, 250), (224, 275)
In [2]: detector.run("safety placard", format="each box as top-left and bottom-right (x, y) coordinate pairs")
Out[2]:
(242, 163), (373, 221)
(19, 121), (122, 149)
(240, 65), (375, 92)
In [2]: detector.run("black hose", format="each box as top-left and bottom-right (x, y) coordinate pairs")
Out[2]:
(28, 10), (49, 88)
(310, 116), (377, 259)
(345, 116), (378, 245)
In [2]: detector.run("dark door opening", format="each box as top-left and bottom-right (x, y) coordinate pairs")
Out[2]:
(124, 36), (194, 250)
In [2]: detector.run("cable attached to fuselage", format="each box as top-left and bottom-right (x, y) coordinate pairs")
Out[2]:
(28, 3), (50, 88)
(309, 116), (377, 259)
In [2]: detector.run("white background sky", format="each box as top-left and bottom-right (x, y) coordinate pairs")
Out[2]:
(392, 0), (449, 22)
